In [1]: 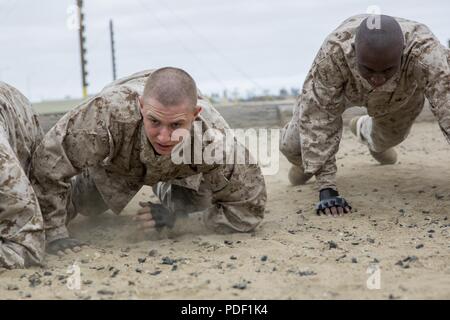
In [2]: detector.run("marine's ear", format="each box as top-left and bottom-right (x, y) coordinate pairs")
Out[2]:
(193, 105), (202, 118)
(138, 96), (146, 116)
(138, 96), (144, 109)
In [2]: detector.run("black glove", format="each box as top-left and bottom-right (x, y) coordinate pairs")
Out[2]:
(145, 202), (176, 230)
(316, 188), (352, 215)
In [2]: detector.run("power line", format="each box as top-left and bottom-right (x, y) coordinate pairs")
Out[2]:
(110, 19), (117, 80)
(0, 0), (19, 24)
(135, 0), (227, 89)
(152, 0), (263, 91)
(77, 0), (88, 98)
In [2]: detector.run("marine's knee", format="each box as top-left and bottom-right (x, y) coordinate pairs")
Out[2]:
(280, 145), (303, 167)
(369, 128), (409, 152)
(279, 124), (303, 165)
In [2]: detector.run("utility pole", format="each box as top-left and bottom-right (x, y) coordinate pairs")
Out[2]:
(448, 39), (450, 48)
(77, 0), (88, 98)
(109, 19), (117, 81)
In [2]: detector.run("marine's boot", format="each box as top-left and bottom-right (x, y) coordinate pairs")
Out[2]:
(349, 116), (397, 165)
(288, 165), (313, 186)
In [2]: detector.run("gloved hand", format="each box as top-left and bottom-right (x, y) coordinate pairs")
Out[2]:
(316, 188), (352, 217)
(46, 237), (87, 256)
(135, 201), (176, 231)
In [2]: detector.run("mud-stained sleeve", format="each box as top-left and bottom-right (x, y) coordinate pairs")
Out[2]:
(201, 160), (267, 234)
(418, 42), (450, 142)
(0, 129), (45, 269)
(31, 97), (113, 243)
(298, 50), (346, 190)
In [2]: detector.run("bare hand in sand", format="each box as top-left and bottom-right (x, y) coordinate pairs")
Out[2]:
(316, 188), (352, 217)
(46, 237), (87, 256)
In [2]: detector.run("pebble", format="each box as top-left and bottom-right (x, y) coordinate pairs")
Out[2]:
(161, 257), (177, 265)
(28, 274), (41, 287)
(336, 254), (347, 262)
(298, 270), (317, 277)
(396, 256), (418, 269)
(328, 241), (338, 249)
(97, 289), (114, 295)
(7, 284), (18, 291)
(434, 194), (444, 200)
(232, 281), (249, 290)
(110, 269), (120, 278)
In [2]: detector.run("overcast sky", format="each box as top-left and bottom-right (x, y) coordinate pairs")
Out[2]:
(0, 0), (449, 102)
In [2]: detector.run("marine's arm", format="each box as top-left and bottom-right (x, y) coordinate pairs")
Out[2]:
(31, 97), (113, 253)
(298, 49), (351, 216)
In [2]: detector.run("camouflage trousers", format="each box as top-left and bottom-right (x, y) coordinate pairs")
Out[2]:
(355, 95), (426, 153)
(279, 93), (428, 190)
(278, 100), (339, 188)
(280, 93), (427, 162)
(0, 131), (44, 269)
(279, 100), (304, 169)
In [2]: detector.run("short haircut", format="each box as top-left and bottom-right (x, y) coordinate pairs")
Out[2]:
(356, 15), (404, 52)
(143, 67), (198, 108)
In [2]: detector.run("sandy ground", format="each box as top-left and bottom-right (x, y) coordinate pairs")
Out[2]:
(1, 121), (449, 300)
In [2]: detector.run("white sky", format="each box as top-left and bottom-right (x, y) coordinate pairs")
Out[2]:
(0, 0), (449, 102)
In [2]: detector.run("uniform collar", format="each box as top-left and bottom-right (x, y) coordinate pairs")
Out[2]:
(139, 122), (169, 164)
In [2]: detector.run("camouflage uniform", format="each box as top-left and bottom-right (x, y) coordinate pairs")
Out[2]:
(0, 82), (44, 269)
(31, 70), (266, 243)
(280, 14), (450, 190)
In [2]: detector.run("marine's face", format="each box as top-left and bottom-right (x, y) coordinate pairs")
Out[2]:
(139, 96), (201, 156)
(355, 42), (402, 88)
